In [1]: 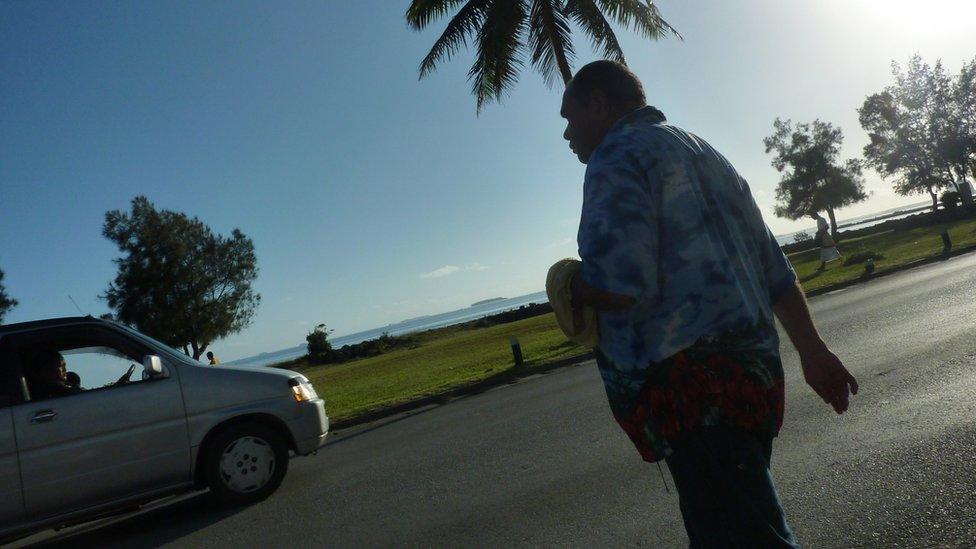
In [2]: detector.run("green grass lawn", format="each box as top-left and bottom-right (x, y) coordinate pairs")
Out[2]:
(295, 313), (585, 421)
(789, 216), (976, 292)
(296, 214), (976, 423)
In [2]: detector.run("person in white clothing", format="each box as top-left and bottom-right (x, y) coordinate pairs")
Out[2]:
(811, 212), (841, 271)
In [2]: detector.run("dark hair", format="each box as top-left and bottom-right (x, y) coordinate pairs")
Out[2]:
(206, 351), (214, 358)
(31, 349), (64, 376)
(66, 371), (81, 388)
(568, 60), (647, 112)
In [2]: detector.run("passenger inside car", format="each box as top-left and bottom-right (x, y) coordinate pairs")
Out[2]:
(28, 349), (83, 400)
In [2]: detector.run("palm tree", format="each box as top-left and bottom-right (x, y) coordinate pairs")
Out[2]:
(406, 0), (680, 112)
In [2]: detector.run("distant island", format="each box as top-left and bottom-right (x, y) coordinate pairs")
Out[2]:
(471, 297), (506, 307)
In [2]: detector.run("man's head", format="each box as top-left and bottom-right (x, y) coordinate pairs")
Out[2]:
(206, 351), (214, 360)
(33, 349), (67, 384)
(560, 60), (647, 163)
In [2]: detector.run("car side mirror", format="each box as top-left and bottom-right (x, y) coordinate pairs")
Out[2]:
(142, 355), (166, 379)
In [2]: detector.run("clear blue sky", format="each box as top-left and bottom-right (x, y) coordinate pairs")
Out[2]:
(2, 0), (974, 360)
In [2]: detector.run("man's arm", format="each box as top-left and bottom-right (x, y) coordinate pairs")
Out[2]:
(773, 280), (859, 414)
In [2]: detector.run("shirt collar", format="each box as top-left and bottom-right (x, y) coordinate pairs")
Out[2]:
(608, 105), (667, 135)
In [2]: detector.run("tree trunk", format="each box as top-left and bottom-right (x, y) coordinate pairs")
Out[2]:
(826, 207), (838, 239)
(183, 345), (190, 357)
(191, 340), (201, 360)
(929, 187), (939, 213)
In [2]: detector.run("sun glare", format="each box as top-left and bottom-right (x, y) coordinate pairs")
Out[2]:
(856, 0), (976, 35)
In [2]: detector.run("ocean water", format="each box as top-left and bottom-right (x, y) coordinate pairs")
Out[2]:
(227, 291), (551, 369)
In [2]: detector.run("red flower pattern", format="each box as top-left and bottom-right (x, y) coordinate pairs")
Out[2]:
(612, 345), (785, 462)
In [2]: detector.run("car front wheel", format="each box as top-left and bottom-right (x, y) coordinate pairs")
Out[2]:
(204, 422), (289, 504)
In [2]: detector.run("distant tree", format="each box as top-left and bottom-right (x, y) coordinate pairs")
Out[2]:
(763, 118), (869, 237)
(406, 0), (680, 112)
(952, 56), (976, 182)
(792, 231), (813, 244)
(858, 56), (971, 212)
(0, 269), (17, 324)
(103, 196), (261, 360)
(306, 323), (333, 364)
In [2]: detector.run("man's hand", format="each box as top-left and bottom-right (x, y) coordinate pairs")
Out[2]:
(570, 272), (636, 311)
(773, 280), (859, 414)
(799, 346), (859, 414)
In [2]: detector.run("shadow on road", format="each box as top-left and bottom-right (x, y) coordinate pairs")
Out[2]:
(25, 492), (247, 548)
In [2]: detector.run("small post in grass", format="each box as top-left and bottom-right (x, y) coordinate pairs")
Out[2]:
(941, 228), (952, 254)
(864, 257), (875, 276)
(510, 337), (524, 368)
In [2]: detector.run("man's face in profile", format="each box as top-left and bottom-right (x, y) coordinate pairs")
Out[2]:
(42, 356), (67, 383)
(560, 85), (612, 164)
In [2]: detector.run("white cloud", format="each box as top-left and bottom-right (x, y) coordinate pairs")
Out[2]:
(420, 265), (460, 279)
(419, 263), (490, 279)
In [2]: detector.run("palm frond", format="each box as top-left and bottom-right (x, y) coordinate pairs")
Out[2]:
(564, 0), (624, 63)
(406, 0), (469, 30)
(470, 0), (530, 113)
(529, 0), (576, 87)
(597, 0), (681, 41)
(417, 0), (490, 79)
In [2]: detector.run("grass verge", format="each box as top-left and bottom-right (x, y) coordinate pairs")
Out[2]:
(789, 216), (976, 292)
(293, 313), (585, 422)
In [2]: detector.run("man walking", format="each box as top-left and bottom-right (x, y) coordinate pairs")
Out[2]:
(562, 60), (858, 548)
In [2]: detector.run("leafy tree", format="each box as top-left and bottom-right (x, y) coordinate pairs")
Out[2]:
(0, 269), (17, 324)
(858, 56), (971, 212)
(763, 119), (869, 237)
(306, 324), (333, 364)
(406, 0), (680, 112)
(103, 196), (260, 360)
(953, 56), (976, 183)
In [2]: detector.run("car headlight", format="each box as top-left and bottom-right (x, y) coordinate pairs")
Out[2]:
(289, 377), (317, 402)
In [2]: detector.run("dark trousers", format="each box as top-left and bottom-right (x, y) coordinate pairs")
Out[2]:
(664, 427), (799, 549)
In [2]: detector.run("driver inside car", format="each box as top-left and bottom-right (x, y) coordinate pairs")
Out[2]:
(29, 349), (83, 400)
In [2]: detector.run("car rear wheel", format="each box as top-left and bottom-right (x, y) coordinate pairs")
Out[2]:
(204, 422), (289, 504)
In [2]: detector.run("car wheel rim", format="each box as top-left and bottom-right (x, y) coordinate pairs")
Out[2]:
(219, 435), (276, 493)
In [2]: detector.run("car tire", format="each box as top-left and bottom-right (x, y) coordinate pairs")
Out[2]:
(204, 422), (289, 505)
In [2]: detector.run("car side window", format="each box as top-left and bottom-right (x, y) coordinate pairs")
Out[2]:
(13, 325), (158, 402)
(60, 346), (145, 391)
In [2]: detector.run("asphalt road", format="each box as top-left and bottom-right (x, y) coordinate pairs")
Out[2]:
(19, 253), (976, 548)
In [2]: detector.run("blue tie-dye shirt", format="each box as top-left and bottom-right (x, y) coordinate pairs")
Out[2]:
(577, 107), (796, 407)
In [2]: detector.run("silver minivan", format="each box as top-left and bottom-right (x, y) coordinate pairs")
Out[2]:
(0, 316), (328, 542)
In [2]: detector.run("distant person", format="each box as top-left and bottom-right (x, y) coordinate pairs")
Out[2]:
(812, 212), (841, 271)
(561, 60), (857, 547)
(206, 351), (220, 366)
(29, 349), (83, 400)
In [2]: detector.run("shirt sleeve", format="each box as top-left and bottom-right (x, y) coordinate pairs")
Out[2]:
(576, 154), (660, 303)
(741, 180), (797, 305)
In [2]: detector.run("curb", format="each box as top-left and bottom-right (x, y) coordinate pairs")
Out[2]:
(803, 243), (976, 298)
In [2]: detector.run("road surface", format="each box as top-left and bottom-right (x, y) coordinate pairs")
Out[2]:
(19, 253), (976, 548)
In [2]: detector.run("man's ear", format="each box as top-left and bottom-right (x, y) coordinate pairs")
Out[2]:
(587, 89), (611, 119)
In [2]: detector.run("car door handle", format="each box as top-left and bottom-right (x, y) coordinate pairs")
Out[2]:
(30, 410), (58, 423)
